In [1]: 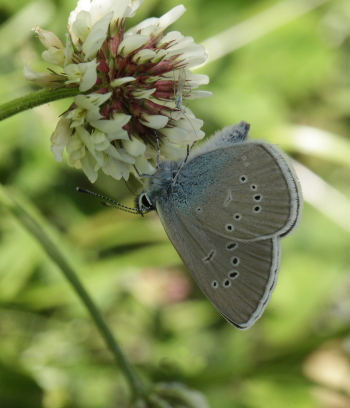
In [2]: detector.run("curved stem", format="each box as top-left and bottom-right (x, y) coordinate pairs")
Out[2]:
(0, 184), (146, 400)
(0, 88), (81, 121)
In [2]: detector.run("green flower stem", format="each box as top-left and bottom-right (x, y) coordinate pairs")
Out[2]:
(0, 184), (146, 400)
(0, 88), (81, 121)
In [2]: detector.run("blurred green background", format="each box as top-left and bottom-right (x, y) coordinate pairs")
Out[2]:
(1, 0), (350, 407)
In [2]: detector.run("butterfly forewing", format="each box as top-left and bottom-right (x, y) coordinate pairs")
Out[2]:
(175, 142), (301, 241)
(157, 201), (281, 329)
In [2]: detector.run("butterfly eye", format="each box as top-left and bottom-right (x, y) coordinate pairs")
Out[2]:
(139, 193), (153, 209)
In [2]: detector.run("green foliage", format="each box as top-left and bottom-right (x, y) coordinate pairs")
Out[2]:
(1, 0), (350, 407)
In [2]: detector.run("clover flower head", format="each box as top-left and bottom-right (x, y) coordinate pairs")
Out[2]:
(26, 0), (212, 182)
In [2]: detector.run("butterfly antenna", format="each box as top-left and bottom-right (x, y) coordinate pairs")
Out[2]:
(154, 130), (161, 169)
(76, 187), (142, 215)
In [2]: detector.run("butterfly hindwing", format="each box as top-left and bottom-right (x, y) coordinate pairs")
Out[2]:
(157, 201), (281, 329)
(173, 141), (301, 241)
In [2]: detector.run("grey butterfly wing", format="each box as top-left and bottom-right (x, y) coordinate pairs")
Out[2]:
(156, 200), (281, 329)
(177, 141), (302, 241)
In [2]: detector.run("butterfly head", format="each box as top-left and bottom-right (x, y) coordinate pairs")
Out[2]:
(136, 160), (182, 214)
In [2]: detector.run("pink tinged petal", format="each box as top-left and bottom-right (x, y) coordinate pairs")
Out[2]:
(32, 26), (64, 49)
(123, 138), (146, 156)
(132, 88), (156, 99)
(81, 152), (99, 183)
(23, 64), (62, 88)
(90, 113), (131, 136)
(50, 116), (72, 161)
(156, 5), (186, 29)
(72, 10), (91, 42)
(110, 77), (136, 87)
(118, 35), (150, 57)
(139, 114), (168, 129)
(42, 48), (65, 67)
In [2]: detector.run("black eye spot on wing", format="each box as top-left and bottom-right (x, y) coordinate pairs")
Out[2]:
(226, 242), (238, 251)
(253, 205), (261, 213)
(228, 270), (239, 279)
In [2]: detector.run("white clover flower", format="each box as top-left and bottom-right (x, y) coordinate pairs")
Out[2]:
(25, 0), (212, 182)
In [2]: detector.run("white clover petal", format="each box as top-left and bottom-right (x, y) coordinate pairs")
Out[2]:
(125, 17), (158, 36)
(157, 5), (186, 29)
(23, 64), (62, 88)
(104, 145), (135, 163)
(132, 88), (156, 99)
(66, 108), (86, 128)
(186, 73), (210, 86)
(102, 156), (130, 180)
(156, 31), (184, 46)
(166, 36), (194, 51)
(42, 47), (65, 67)
(110, 77), (136, 87)
(90, 129), (107, 143)
(133, 49), (156, 64)
(119, 35), (149, 56)
(171, 112), (203, 132)
(64, 34), (74, 66)
(139, 114), (168, 129)
(91, 112), (131, 135)
(106, 128), (129, 142)
(189, 90), (213, 99)
(50, 116), (72, 161)
(123, 138), (146, 156)
(95, 139), (111, 151)
(72, 10), (91, 42)
(65, 60), (98, 91)
(66, 132), (84, 154)
(32, 26), (64, 49)
(83, 12), (113, 59)
(85, 92), (112, 106)
(76, 126), (105, 167)
(133, 155), (155, 176)
(81, 152), (99, 182)
(161, 127), (188, 143)
(68, 146), (86, 161)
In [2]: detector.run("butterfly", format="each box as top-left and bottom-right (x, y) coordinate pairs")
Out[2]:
(136, 121), (302, 329)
